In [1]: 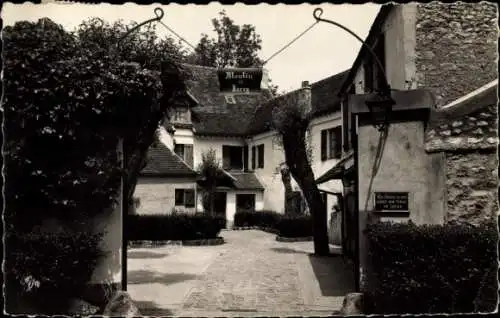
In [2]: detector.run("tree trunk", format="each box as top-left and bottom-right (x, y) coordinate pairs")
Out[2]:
(280, 164), (295, 215)
(209, 186), (216, 216)
(282, 132), (329, 255)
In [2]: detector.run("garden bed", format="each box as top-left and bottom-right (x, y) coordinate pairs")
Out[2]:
(276, 235), (313, 242)
(128, 237), (224, 248)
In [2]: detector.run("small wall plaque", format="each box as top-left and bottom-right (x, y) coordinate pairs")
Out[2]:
(218, 68), (263, 94)
(374, 192), (409, 212)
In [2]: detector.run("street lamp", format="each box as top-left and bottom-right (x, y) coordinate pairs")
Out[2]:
(313, 8), (395, 131)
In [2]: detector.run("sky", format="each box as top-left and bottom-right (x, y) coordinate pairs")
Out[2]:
(2, 2), (381, 93)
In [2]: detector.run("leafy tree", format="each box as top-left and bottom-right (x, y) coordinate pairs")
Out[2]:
(272, 89), (329, 255)
(197, 149), (228, 215)
(189, 10), (279, 95)
(73, 18), (192, 208)
(3, 18), (187, 312)
(75, 18), (188, 69)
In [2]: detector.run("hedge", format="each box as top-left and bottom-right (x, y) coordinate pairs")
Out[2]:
(363, 219), (498, 314)
(234, 210), (312, 238)
(127, 214), (226, 241)
(5, 229), (105, 314)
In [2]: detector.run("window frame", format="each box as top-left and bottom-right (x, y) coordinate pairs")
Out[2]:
(257, 144), (265, 169)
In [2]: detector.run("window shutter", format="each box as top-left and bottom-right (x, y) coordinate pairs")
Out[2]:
(174, 189), (184, 206)
(334, 127), (342, 158)
(184, 189), (195, 208)
(222, 146), (230, 170)
(252, 146), (256, 170)
(243, 146), (249, 171)
(321, 130), (327, 161)
(184, 145), (193, 167)
(258, 144), (264, 168)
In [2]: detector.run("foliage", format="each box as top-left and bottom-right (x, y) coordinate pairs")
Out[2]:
(4, 228), (105, 314)
(277, 215), (313, 238)
(189, 10), (279, 95)
(234, 211), (312, 238)
(75, 17), (187, 70)
(363, 219), (498, 314)
(127, 214), (226, 241)
(197, 149), (229, 214)
(234, 210), (281, 229)
(3, 17), (188, 313)
(190, 10), (262, 68)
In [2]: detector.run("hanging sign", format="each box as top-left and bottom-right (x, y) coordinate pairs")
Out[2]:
(218, 68), (263, 93)
(374, 192), (409, 212)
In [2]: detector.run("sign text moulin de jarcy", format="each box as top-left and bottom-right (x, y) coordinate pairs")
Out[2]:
(218, 68), (263, 93)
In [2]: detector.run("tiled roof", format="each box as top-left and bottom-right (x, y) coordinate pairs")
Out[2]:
(229, 172), (265, 190)
(315, 151), (354, 184)
(141, 143), (197, 177)
(425, 83), (498, 152)
(311, 70), (350, 117)
(182, 64), (273, 137)
(247, 70), (349, 135)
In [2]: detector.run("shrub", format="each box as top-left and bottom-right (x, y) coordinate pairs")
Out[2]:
(276, 215), (313, 238)
(5, 229), (105, 314)
(363, 219), (498, 314)
(234, 210), (282, 228)
(127, 214), (225, 241)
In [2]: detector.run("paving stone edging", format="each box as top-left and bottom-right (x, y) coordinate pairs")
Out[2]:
(275, 235), (313, 242)
(230, 226), (312, 242)
(230, 226), (279, 234)
(128, 237), (224, 248)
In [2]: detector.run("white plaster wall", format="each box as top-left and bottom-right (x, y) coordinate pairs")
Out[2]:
(158, 126), (174, 150)
(193, 136), (245, 170)
(134, 177), (197, 215)
(309, 113), (344, 222)
(173, 128), (194, 145)
(384, 4), (418, 90)
(247, 131), (289, 213)
(90, 141), (123, 285)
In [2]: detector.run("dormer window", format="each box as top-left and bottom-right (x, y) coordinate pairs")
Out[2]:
(224, 95), (236, 104)
(172, 107), (191, 124)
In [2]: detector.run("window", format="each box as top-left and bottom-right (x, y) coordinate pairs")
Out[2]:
(251, 146), (256, 170)
(172, 107), (190, 123)
(224, 95), (236, 104)
(257, 144), (264, 169)
(222, 145), (243, 170)
(236, 194), (256, 212)
(175, 189), (184, 206)
(174, 143), (194, 167)
(251, 144), (264, 169)
(175, 189), (195, 208)
(184, 189), (195, 208)
(321, 126), (342, 161)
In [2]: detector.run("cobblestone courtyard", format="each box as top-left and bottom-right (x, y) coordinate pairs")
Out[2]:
(128, 230), (354, 316)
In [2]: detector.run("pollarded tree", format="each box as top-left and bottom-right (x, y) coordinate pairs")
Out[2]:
(272, 88), (329, 255)
(197, 149), (229, 215)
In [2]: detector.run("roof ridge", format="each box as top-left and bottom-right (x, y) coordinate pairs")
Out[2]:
(168, 147), (198, 174)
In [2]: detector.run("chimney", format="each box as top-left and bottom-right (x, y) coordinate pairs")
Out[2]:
(301, 81), (310, 88)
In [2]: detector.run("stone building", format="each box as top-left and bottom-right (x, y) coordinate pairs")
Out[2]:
(316, 2), (498, 291)
(425, 81), (498, 225)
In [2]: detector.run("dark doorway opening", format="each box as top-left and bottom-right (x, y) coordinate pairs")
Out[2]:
(236, 194), (256, 213)
(214, 192), (227, 219)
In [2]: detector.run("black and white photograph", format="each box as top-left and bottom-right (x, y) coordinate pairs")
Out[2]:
(1, 1), (498, 316)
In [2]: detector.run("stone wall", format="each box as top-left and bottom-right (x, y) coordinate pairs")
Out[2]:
(445, 151), (498, 225)
(415, 2), (498, 107)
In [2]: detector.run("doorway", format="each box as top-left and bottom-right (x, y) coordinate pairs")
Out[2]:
(213, 192), (227, 219)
